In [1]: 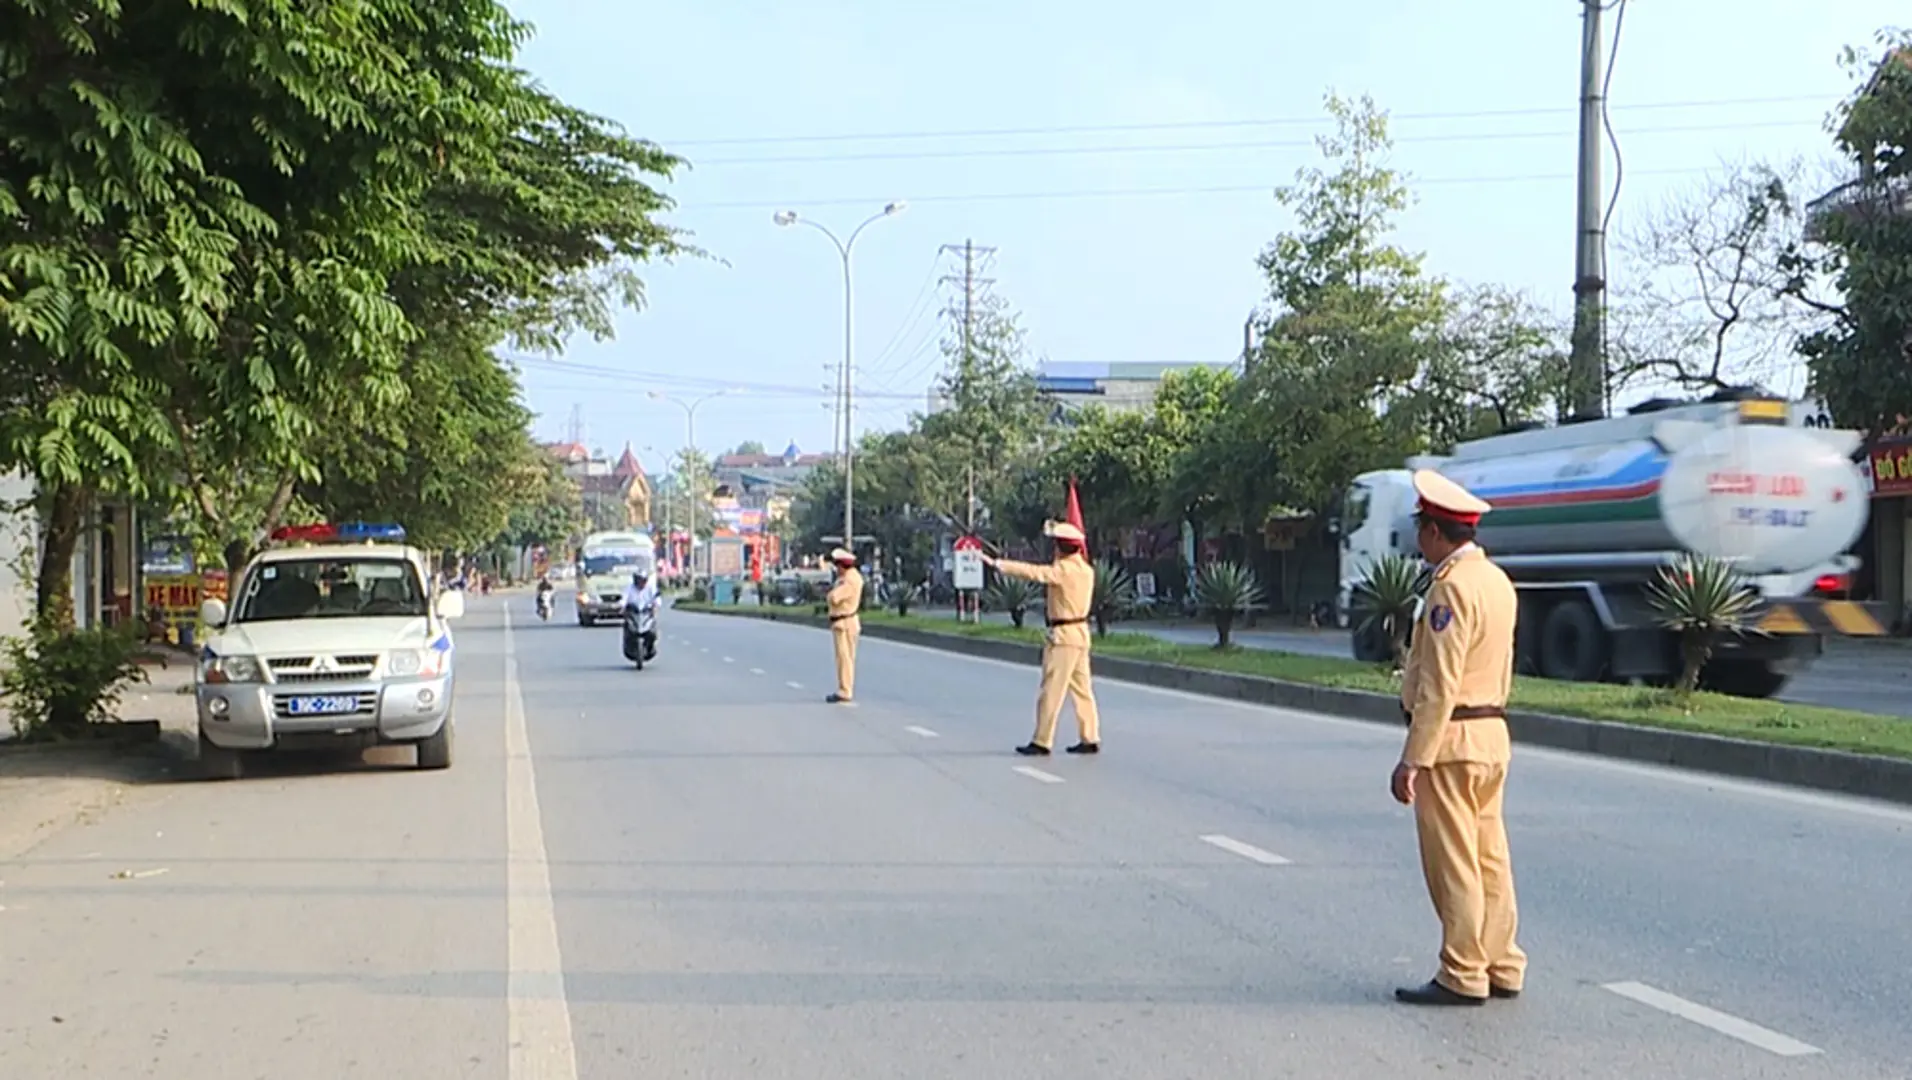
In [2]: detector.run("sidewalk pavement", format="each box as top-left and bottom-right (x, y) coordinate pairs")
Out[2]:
(0, 654), (199, 862)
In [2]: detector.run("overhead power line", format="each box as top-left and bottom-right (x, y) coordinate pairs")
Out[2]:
(691, 118), (1820, 167)
(660, 93), (1842, 148)
(684, 165), (1718, 212)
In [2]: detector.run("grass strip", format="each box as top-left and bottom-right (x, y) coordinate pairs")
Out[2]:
(676, 602), (1912, 761)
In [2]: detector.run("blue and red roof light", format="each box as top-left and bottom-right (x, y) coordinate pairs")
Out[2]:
(268, 522), (407, 544)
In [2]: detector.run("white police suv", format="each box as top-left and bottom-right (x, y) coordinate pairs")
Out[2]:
(194, 522), (465, 779)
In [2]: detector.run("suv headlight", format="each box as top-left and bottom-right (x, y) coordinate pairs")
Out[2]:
(386, 649), (446, 678)
(201, 654), (263, 684)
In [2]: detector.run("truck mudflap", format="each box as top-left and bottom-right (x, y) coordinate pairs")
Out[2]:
(1752, 598), (1891, 636)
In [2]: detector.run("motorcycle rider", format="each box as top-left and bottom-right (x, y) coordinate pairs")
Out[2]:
(535, 573), (554, 620)
(621, 569), (660, 660)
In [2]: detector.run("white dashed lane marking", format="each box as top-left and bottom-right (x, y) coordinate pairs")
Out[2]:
(786, 681), (804, 690)
(904, 726), (940, 739)
(749, 668), (765, 675)
(1198, 834), (1291, 865)
(1012, 765), (1064, 784)
(1601, 981), (1822, 1057)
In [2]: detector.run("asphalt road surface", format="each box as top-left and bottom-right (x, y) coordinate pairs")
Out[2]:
(933, 609), (1912, 719)
(3, 595), (1910, 1078)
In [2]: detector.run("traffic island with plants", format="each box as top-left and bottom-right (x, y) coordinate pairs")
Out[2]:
(673, 585), (1912, 766)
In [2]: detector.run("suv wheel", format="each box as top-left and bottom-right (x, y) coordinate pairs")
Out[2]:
(416, 716), (453, 770)
(199, 730), (244, 781)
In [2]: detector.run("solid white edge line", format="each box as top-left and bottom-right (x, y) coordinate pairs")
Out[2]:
(904, 725), (940, 738)
(1601, 981), (1822, 1057)
(1012, 765), (1065, 784)
(1198, 833), (1292, 865)
(504, 608), (582, 1079)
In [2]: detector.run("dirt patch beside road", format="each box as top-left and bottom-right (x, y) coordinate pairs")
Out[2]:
(0, 658), (199, 861)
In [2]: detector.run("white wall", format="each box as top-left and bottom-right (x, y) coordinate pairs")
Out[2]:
(0, 471), (37, 641)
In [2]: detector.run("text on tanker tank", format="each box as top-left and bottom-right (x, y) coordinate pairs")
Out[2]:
(1705, 471), (1807, 498)
(1732, 506), (1812, 528)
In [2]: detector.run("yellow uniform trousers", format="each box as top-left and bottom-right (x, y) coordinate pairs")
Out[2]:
(831, 624), (859, 700)
(1413, 761), (1527, 998)
(1032, 643), (1099, 748)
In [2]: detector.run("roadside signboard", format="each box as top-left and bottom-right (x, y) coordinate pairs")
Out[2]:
(952, 535), (985, 591)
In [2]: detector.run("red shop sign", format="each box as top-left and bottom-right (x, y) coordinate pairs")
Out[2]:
(1867, 440), (1912, 497)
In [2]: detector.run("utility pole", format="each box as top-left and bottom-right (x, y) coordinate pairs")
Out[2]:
(1568, 0), (1608, 421)
(566, 403), (585, 446)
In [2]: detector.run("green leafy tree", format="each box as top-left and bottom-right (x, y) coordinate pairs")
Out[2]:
(1236, 92), (1450, 524)
(1800, 31), (1912, 434)
(1417, 284), (1567, 449)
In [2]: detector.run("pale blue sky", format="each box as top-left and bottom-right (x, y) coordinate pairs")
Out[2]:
(507, 0), (1902, 471)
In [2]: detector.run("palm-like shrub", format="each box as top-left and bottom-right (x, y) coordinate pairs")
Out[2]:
(1192, 560), (1266, 648)
(1090, 558), (1136, 636)
(1353, 553), (1431, 669)
(984, 576), (1041, 629)
(1646, 553), (1761, 696)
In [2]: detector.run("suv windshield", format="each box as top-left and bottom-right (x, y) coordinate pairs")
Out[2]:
(233, 557), (428, 622)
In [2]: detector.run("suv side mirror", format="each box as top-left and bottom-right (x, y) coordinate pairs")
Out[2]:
(200, 599), (228, 628)
(436, 589), (466, 620)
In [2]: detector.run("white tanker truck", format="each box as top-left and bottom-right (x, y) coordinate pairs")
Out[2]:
(1336, 394), (1889, 698)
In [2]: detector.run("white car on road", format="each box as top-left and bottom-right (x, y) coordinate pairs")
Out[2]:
(194, 523), (466, 779)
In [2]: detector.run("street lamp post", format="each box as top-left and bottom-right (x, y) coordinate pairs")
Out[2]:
(649, 388), (740, 578)
(774, 201), (906, 558)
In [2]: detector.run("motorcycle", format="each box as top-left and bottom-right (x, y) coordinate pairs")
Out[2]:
(535, 588), (553, 622)
(621, 602), (658, 670)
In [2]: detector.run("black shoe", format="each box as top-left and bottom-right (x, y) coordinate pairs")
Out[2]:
(825, 693), (852, 704)
(1015, 743), (1051, 756)
(1065, 742), (1099, 754)
(1490, 985), (1521, 1000)
(1394, 980), (1487, 1007)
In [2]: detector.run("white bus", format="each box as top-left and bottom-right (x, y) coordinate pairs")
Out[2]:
(573, 531), (656, 625)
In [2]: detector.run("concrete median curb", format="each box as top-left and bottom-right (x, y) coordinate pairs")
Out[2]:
(679, 602), (1912, 807)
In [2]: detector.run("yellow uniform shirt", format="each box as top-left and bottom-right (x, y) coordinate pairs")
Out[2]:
(994, 553), (1094, 648)
(1400, 545), (1517, 768)
(827, 568), (863, 630)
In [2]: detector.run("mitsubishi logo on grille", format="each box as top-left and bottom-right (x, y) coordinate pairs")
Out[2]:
(313, 656), (336, 673)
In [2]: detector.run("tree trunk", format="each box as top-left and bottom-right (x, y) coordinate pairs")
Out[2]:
(1679, 635), (1710, 696)
(35, 482), (86, 633)
(1216, 612), (1234, 649)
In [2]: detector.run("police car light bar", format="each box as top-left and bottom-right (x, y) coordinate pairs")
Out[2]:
(335, 521), (407, 543)
(266, 522), (407, 545)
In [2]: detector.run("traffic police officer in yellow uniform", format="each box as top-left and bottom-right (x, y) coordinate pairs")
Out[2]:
(1391, 470), (1528, 1007)
(982, 521), (1101, 756)
(825, 548), (863, 704)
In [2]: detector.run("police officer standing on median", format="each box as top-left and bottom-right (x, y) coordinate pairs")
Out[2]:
(825, 548), (863, 705)
(982, 520), (1101, 756)
(1392, 469), (1528, 1007)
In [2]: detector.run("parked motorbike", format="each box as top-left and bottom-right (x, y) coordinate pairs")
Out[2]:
(621, 602), (658, 669)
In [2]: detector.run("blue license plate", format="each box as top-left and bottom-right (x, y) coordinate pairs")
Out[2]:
(286, 695), (357, 716)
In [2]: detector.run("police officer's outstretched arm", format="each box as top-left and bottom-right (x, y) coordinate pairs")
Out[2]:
(991, 557), (1064, 584)
(1402, 576), (1472, 769)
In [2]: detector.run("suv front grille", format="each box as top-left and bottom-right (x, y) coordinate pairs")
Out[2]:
(268, 654), (379, 683)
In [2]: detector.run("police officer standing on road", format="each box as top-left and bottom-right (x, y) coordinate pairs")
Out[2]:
(1391, 470), (1527, 1007)
(825, 548), (863, 705)
(982, 521), (1101, 756)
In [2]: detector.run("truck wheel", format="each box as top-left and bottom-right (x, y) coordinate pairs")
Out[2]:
(1351, 620), (1391, 663)
(416, 717), (453, 770)
(1539, 600), (1608, 683)
(199, 731), (244, 781)
(1700, 660), (1788, 699)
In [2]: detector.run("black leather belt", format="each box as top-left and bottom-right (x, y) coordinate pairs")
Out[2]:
(1046, 616), (1088, 627)
(829, 613), (857, 623)
(1400, 705), (1507, 725)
